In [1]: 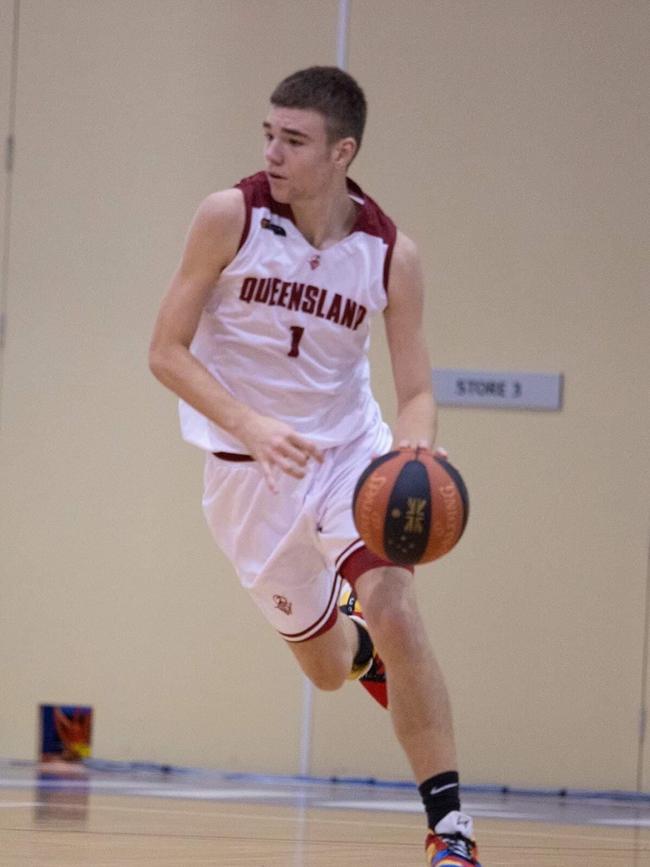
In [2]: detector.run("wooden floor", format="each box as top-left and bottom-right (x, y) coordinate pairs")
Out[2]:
(0, 762), (649, 866)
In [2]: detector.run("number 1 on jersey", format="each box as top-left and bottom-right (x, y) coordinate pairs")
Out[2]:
(288, 326), (304, 358)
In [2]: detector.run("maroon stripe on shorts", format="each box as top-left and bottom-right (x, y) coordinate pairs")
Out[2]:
(278, 574), (341, 643)
(298, 606), (339, 642)
(335, 537), (364, 572)
(340, 545), (414, 588)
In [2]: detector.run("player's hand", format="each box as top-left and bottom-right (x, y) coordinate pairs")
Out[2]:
(396, 439), (448, 460)
(236, 412), (323, 492)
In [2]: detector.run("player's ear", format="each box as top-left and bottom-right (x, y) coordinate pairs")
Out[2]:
(333, 136), (357, 169)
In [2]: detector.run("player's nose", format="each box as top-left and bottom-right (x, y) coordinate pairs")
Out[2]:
(264, 138), (283, 166)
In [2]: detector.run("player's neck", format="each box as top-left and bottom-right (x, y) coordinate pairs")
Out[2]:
(291, 179), (358, 250)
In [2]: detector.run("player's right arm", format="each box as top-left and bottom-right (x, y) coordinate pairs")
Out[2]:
(149, 190), (322, 490)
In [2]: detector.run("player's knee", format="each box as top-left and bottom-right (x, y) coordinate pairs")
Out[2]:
(364, 601), (422, 660)
(305, 664), (347, 692)
(287, 621), (353, 691)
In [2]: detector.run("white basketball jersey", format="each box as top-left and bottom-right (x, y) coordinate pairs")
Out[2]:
(179, 172), (397, 452)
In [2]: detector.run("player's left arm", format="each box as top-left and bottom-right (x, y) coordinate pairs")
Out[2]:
(383, 230), (437, 450)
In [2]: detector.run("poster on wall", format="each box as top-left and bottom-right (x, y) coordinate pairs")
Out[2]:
(38, 705), (93, 763)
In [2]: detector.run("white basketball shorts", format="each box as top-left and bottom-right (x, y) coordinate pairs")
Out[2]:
(201, 421), (393, 642)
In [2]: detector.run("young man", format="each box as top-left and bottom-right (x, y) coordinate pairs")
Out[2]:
(150, 66), (481, 867)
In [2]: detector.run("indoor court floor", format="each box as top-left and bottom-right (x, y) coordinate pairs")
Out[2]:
(0, 760), (649, 866)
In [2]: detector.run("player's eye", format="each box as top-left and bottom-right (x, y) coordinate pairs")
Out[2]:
(288, 139), (303, 147)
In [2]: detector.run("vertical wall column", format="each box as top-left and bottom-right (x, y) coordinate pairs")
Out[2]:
(640, 547), (650, 790)
(0, 0), (19, 419)
(298, 0), (353, 778)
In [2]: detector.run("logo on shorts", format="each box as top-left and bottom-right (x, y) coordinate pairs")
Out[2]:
(273, 594), (293, 615)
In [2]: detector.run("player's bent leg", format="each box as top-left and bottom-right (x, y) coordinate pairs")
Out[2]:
(338, 583), (389, 707)
(354, 565), (458, 783)
(285, 611), (359, 691)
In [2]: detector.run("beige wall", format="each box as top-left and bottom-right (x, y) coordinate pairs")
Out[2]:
(1, 0), (648, 792)
(0, 0), (14, 376)
(0, 0), (339, 775)
(319, 0), (650, 792)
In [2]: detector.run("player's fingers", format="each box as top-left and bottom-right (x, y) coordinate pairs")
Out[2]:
(397, 439), (425, 450)
(277, 458), (307, 479)
(398, 438), (437, 452)
(276, 440), (310, 467)
(434, 446), (449, 460)
(285, 466), (307, 480)
(260, 459), (279, 493)
(269, 448), (309, 480)
(288, 434), (323, 463)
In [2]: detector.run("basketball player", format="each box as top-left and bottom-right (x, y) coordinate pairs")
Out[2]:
(150, 67), (481, 867)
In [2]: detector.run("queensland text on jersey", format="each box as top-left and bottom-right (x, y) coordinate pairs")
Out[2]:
(179, 172), (397, 453)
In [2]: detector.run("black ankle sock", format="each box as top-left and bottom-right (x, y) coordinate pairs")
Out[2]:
(350, 618), (373, 669)
(418, 770), (461, 831)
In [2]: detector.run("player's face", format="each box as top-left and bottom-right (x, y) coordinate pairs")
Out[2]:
(263, 107), (340, 204)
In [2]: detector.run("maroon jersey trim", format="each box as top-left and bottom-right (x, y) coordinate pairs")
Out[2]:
(234, 199), (250, 254)
(235, 179), (252, 252)
(345, 177), (397, 293)
(234, 172), (397, 291)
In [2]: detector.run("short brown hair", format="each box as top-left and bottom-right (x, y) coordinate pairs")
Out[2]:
(270, 66), (367, 150)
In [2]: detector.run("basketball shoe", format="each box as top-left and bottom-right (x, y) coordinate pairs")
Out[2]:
(425, 811), (481, 866)
(339, 584), (388, 709)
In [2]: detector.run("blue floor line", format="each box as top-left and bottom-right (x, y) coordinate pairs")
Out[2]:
(70, 758), (650, 803)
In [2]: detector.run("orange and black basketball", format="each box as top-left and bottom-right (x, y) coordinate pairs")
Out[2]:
(352, 447), (469, 566)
